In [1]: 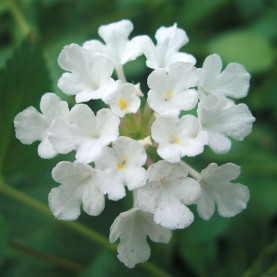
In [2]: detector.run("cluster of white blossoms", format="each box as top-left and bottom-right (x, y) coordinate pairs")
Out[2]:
(14, 19), (255, 268)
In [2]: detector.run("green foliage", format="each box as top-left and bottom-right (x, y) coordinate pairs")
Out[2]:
(0, 38), (52, 175)
(0, 214), (9, 265)
(208, 30), (274, 74)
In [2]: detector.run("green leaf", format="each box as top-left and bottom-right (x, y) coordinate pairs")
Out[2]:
(79, 250), (117, 277)
(0, 213), (9, 265)
(208, 31), (274, 74)
(0, 39), (52, 174)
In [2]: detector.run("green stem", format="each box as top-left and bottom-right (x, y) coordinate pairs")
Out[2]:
(7, 0), (31, 37)
(0, 179), (171, 277)
(9, 241), (85, 273)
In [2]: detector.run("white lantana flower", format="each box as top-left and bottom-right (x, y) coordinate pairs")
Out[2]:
(95, 136), (147, 201)
(147, 62), (198, 116)
(198, 54), (250, 100)
(138, 161), (201, 229)
(103, 81), (141, 117)
(83, 19), (142, 68)
(151, 115), (208, 163)
(49, 105), (120, 163)
(110, 207), (172, 268)
(14, 93), (69, 159)
(197, 95), (255, 154)
(58, 43), (116, 103)
(138, 23), (196, 70)
(196, 163), (250, 220)
(49, 161), (105, 220)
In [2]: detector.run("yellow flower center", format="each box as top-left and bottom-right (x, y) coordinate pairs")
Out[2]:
(117, 158), (127, 170)
(118, 99), (128, 111)
(169, 136), (180, 144)
(163, 91), (174, 102)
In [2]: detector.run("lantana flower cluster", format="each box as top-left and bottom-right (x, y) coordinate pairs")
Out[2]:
(14, 19), (255, 268)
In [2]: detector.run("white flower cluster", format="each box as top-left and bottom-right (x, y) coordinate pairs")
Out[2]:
(14, 19), (255, 268)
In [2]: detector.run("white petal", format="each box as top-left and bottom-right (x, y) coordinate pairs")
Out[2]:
(83, 39), (106, 56)
(124, 166), (147, 191)
(214, 184), (250, 217)
(14, 106), (48, 144)
(49, 183), (83, 221)
(40, 93), (69, 120)
(154, 200), (194, 230)
(68, 104), (96, 135)
(97, 170), (126, 201)
(76, 140), (105, 163)
(58, 43), (90, 73)
(90, 55), (114, 85)
(96, 108), (120, 144)
(58, 72), (87, 96)
(155, 23), (189, 51)
(82, 183), (105, 216)
(99, 19), (133, 43)
(38, 138), (57, 159)
(49, 117), (84, 154)
(196, 190), (216, 220)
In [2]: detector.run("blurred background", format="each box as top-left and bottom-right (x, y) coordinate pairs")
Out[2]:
(0, 0), (277, 276)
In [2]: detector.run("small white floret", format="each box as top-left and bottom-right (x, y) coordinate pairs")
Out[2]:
(103, 81), (141, 117)
(196, 163), (250, 220)
(138, 160), (201, 230)
(14, 93), (69, 159)
(138, 23), (196, 70)
(198, 54), (250, 100)
(95, 136), (147, 200)
(147, 62), (198, 116)
(83, 19), (143, 67)
(49, 161), (105, 220)
(49, 106), (120, 163)
(197, 95), (255, 154)
(109, 207), (172, 268)
(151, 115), (208, 163)
(58, 43), (116, 103)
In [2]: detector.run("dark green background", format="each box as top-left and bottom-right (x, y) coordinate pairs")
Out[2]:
(0, 0), (277, 276)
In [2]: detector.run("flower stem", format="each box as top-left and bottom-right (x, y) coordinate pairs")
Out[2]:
(115, 65), (127, 83)
(0, 178), (171, 277)
(182, 161), (201, 180)
(7, 0), (31, 37)
(9, 240), (85, 273)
